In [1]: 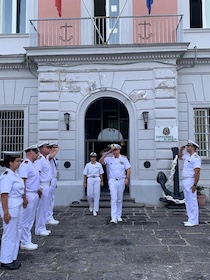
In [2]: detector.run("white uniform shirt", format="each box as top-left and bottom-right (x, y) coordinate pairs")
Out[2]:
(83, 162), (104, 177)
(0, 168), (24, 208)
(18, 158), (40, 192)
(182, 152), (201, 178)
(104, 155), (131, 179)
(33, 154), (52, 183)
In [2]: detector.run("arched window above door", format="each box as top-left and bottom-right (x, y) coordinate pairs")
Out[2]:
(98, 128), (123, 141)
(85, 97), (129, 140)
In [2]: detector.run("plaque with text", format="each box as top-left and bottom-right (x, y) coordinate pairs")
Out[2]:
(155, 126), (178, 142)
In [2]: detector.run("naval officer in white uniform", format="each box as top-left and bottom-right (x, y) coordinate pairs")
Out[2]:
(46, 142), (60, 225)
(19, 145), (40, 250)
(83, 152), (104, 216)
(178, 140), (201, 227)
(99, 144), (131, 224)
(0, 152), (24, 270)
(34, 141), (52, 236)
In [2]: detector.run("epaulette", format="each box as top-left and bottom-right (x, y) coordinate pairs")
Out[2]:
(194, 154), (198, 158)
(3, 171), (8, 175)
(24, 160), (29, 164)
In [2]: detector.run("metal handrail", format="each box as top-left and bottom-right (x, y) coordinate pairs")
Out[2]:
(29, 14), (184, 47)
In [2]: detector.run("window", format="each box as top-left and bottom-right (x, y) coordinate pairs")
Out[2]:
(194, 108), (210, 158)
(0, 111), (24, 159)
(190, 0), (210, 28)
(203, 0), (210, 27)
(0, 0), (26, 33)
(190, 0), (202, 28)
(85, 98), (128, 140)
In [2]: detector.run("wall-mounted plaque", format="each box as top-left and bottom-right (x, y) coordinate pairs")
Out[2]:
(155, 126), (178, 142)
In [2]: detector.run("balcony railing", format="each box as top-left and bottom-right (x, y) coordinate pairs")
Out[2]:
(29, 15), (183, 47)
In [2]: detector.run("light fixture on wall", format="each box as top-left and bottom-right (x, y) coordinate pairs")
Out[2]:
(64, 112), (70, 130)
(142, 111), (149, 129)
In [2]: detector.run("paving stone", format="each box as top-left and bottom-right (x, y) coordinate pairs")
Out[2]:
(0, 204), (210, 279)
(124, 251), (182, 265)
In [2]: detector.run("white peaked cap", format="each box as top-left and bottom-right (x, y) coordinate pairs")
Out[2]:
(187, 140), (199, 148)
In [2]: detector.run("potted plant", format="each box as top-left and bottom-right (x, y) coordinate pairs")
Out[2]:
(196, 185), (206, 207)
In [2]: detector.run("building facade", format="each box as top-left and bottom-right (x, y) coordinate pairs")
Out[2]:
(0, 0), (210, 206)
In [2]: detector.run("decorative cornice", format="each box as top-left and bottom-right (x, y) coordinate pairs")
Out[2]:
(0, 54), (37, 70)
(32, 52), (182, 65)
(1, 44), (210, 68)
(178, 48), (210, 65)
(25, 43), (189, 65)
(0, 63), (37, 70)
(178, 58), (210, 65)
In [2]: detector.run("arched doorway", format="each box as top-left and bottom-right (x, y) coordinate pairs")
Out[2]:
(85, 97), (129, 191)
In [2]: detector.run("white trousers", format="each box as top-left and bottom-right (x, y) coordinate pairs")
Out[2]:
(183, 178), (199, 224)
(47, 177), (57, 222)
(21, 192), (39, 245)
(0, 206), (23, 264)
(109, 178), (125, 220)
(35, 183), (51, 233)
(87, 177), (100, 212)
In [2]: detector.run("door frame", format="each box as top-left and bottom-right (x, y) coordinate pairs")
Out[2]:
(77, 89), (137, 184)
(84, 96), (130, 192)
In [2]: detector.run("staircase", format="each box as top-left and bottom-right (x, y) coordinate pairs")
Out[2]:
(70, 192), (145, 208)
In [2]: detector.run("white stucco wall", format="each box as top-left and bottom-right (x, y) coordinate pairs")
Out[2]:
(178, 64), (210, 197)
(0, 69), (38, 147)
(3, 45), (210, 207)
(37, 57), (179, 206)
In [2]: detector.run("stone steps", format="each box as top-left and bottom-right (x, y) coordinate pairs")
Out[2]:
(70, 193), (145, 208)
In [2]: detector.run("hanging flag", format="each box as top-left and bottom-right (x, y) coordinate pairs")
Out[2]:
(146, 0), (153, 15)
(55, 0), (62, 17)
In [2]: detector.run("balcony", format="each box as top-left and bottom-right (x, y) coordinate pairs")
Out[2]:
(29, 15), (183, 47)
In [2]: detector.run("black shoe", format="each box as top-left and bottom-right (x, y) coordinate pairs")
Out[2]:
(13, 259), (21, 267)
(1, 262), (20, 270)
